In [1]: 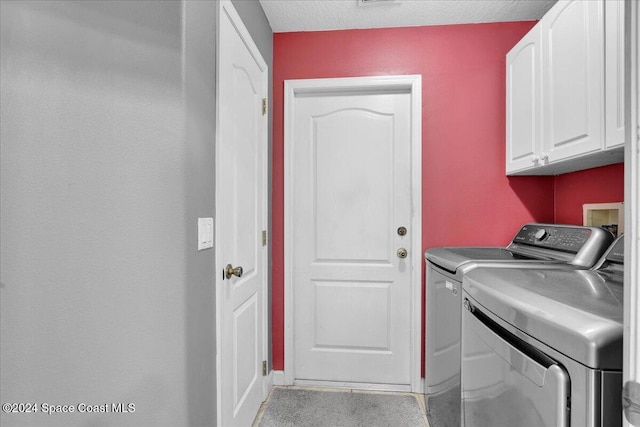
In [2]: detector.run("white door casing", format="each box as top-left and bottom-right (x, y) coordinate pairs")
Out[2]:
(623, 1), (639, 426)
(215, 1), (268, 426)
(284, 76), (422, 392)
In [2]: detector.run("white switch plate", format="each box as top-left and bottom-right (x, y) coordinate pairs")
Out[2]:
(198, 217), (214, 250)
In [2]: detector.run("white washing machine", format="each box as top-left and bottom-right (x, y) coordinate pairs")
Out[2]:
(461, 235), (624, 427)
(424, 223), (614, 427)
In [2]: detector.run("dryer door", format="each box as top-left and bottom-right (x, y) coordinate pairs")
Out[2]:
(462, 295), (570, 427)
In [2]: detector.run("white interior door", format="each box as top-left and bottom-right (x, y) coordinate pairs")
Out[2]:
(216, 1), (268, 426)
(285, 76), (421, 391)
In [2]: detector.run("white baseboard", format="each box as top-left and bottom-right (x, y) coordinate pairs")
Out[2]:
(273, 370), (285, 386)
(271, 371), (424, 394)
(293, 379), (411, 393)
(264, 370), (274, 400)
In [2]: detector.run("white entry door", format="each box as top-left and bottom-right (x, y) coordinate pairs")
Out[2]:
(285, 76), (422, 391)
(216, 1), (268, 426)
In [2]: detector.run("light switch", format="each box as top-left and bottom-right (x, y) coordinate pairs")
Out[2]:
(198, 217), (214, 250)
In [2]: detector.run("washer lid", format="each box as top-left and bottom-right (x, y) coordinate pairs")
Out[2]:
(425, 247), (544, 272)
(463, 267), (623, 370)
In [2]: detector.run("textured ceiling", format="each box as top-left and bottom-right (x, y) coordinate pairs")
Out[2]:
(258, 0), (558, 33)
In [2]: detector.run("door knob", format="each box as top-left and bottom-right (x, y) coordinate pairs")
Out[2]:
(397, 248), (408, 259)
(225, 264), (243, 279)
(397, 226), (407, 236)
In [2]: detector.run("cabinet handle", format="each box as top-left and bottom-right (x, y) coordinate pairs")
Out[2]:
(531, 155), (540, 163)
(540, 152), (549, 161)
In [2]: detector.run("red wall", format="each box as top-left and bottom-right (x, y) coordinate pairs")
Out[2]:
(554, 163), (625, 225)
(272, 22), (559, 371)
(272, 24), (625, 374)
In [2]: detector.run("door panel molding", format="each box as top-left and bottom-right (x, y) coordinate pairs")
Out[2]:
(284, 75), (422, 392)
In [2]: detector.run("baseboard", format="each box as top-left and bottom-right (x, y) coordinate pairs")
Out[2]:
(271, 371), (418, 393)
(264, 370), (274, 399)
(293, 379), (411, 393)
(273, 370), (285, 386)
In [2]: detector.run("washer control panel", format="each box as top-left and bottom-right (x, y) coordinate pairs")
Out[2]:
(512, 224), (592, 253)
(604, 235), (624, 264)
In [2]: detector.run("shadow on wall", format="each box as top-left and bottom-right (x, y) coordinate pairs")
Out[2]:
(553, 163), (625, 225)
(508, 176), (556, 224)
(508, 163), (625, 227)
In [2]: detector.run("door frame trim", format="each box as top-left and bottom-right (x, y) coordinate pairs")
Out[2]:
(623, 1), (639, 425)
(215, 1), (269, 425)
(283, 75), (423, 392)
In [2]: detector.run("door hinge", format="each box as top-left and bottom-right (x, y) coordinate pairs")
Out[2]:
(262, 98), (267, 116)
(262, 230), (267, 246)
(262, 360), (268, 376)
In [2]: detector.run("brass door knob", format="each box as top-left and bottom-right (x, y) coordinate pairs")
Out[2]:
(225, 264), (243, 279)
(397, 248), (408, 259)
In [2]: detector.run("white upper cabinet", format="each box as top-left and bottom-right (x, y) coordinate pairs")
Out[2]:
(506, 25), (542, 174)
(506, 0), (625, 176)
(605, 0), (625, 149)
(541, 0), (604, 163)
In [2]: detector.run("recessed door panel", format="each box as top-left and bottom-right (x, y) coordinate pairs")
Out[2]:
(314, 109), (393, 264)
(233, 295), (258, 412)
(313, 280), (391, 351)
(232, 63), (258, 279)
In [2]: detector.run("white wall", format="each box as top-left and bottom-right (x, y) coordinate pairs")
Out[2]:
(0, 1), (217, 425)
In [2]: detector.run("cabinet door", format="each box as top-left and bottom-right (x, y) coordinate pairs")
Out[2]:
(605, 0), (625, 149)
(506, 25), (542, 175)
(541, 0), (604, 162)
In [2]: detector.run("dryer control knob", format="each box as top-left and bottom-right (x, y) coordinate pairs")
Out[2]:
(534, 229), (548, 241)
